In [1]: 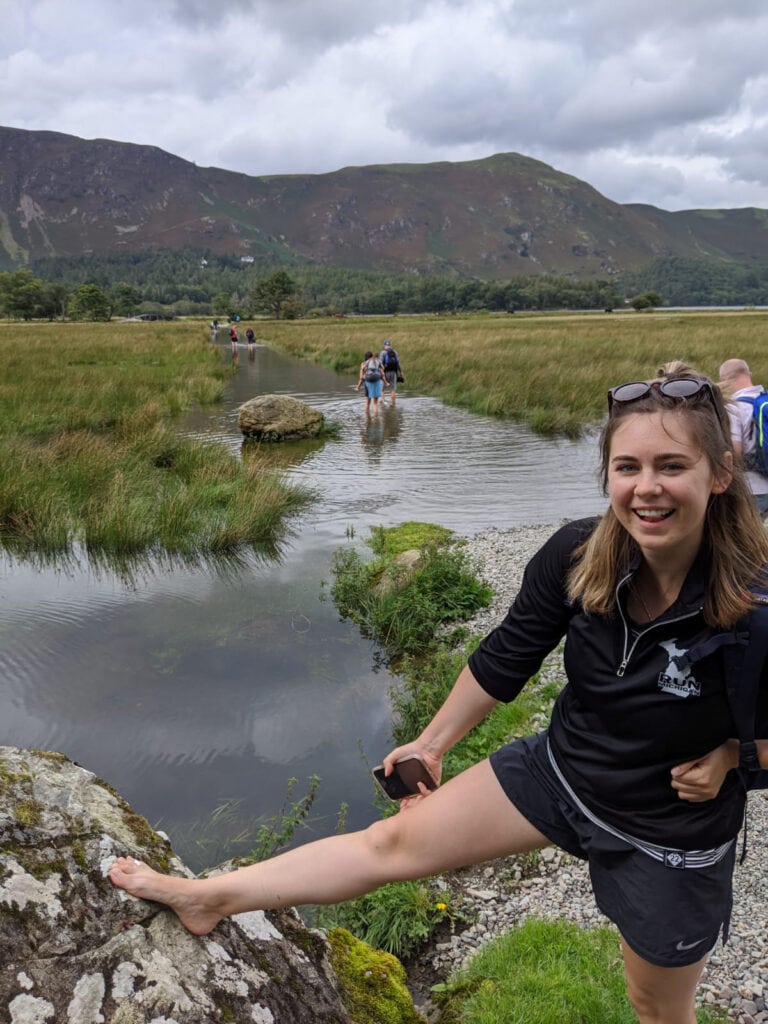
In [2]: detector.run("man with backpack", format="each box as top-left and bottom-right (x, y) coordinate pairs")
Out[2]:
(720, 358), (768, 517)
(379, 339), (402, 406)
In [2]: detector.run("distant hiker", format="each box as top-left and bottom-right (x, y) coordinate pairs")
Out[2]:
(229, 325), (239, 352)
(356, 350), (386, 416)
(719, 358), (768, 517)
(245, 327), (255, 347)
(379, 339), (403, 406)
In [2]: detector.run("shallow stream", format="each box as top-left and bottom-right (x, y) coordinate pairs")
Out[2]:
(0, 340), (605, 869)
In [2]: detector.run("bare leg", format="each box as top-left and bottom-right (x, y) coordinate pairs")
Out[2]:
(621, 938), (706, 1024)
(110, 759), (549, 935)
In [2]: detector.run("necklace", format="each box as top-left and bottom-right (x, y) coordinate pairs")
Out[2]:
(631, 582), (655, 623)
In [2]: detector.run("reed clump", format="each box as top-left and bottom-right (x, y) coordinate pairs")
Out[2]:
(0, 321), (312, 568)
(261, 310), (768, 436)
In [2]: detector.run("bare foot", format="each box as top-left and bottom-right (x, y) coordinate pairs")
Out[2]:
(109, 857), (222, 936)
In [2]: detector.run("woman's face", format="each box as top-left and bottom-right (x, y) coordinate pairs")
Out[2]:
(607, 410), (731, 567)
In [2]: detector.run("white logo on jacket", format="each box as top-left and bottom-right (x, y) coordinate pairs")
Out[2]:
(656, 639), (701, 699)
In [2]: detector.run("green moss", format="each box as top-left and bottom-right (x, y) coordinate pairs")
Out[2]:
(0, 755), (32, 795)
(2, 846), (67, 881)
(368, 521), (454, 559)
(430, 978), (485, 1024)
(30, 856), (67, 878)
(14, 798), (43, 827)
(114, 805), (172, 871)
(29, 749), (68, 764)
(71, 840), (89, 871)
(327, 928), (426, 1024)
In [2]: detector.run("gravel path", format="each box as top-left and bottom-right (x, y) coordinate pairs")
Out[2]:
(413, 524), (768, 1023)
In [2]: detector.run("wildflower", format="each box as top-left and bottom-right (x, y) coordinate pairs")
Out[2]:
(435, 902), (448, 911)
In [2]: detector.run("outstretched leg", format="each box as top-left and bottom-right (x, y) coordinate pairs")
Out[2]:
(110, 759), (549, 934)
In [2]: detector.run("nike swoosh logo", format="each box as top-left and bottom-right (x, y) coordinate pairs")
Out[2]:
(676, 938), (705, 951)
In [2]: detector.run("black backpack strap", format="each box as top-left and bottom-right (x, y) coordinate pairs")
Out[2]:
(722, 598), (768, 777)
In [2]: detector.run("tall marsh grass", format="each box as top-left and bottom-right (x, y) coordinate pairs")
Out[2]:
(0, 321), (312, 569)
(261, 311), (768, 435)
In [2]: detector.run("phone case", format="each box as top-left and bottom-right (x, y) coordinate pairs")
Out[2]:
(372, 757), (436, 800)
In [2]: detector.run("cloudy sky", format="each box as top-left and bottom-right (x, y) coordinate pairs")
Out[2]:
(2, 0), (768, 211)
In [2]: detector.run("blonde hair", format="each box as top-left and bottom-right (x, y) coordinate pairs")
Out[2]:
(567, 366), (768, 627)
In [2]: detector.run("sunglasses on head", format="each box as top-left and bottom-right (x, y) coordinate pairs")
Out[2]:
(607, 377), (715, 413)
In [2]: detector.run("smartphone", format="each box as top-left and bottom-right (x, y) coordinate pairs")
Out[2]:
(372, 755), (437, 800)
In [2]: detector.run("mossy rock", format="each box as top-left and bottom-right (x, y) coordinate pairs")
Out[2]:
(327, 927), (426, 1024)
(0, 746), (355, 1023)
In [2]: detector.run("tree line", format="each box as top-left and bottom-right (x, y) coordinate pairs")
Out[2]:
(2, 248), (767, 321)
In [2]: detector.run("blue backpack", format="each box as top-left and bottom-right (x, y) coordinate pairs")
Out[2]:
(738, 391), (768, 476)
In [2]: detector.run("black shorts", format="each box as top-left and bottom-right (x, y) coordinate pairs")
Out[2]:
(489, 732), (736, 968)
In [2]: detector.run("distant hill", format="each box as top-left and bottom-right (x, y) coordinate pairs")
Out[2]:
(2, 125), (768, 279)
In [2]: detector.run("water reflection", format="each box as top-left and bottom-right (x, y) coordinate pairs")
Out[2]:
(241, 436), (326, 471)
(359, 406), (403, 468)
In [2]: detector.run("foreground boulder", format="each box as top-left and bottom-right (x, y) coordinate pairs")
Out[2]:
(237, 395), (325, 440)
(0, 747), (362, 1023)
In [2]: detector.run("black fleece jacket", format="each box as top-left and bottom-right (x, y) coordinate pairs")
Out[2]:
(468, 518), (757, 849)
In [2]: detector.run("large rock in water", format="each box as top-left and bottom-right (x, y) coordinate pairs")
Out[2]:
(0, 747), (362, 1023)
(237, 395), (325, 440)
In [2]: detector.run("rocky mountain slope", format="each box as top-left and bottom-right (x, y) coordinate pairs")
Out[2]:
(2, 125), (768, 279)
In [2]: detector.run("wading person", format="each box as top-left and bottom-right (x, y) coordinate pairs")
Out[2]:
(379, 339), (402, 406)
(355, 349), (386, 416)
(719, 358), (768, 518)
(111, 367), (768, 1024)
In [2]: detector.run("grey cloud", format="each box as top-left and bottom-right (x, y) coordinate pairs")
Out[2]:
(388, 6), (768, 159)
(169, 0), (442, 44)
(5, 0), (768, 211)
(710, 125), (768, 189)
(564, 152), (690, 207)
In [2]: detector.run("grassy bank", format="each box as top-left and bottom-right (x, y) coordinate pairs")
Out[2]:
(260, 310), (768, 435)
(432, 918), (728, 1024)
(0, 321), (312, 571)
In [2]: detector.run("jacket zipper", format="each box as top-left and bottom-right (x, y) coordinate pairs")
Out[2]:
(615, 572), (701, 677)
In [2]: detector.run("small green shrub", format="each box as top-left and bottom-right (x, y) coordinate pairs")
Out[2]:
(317, 880), (463, 961)
(243, 774), (322, 863)
(331, 532), (492, 659)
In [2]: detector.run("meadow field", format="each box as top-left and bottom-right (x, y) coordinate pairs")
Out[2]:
(2, 310), (765, 566)
(260, 309), (768, 435)
(0, 320), (311, 570)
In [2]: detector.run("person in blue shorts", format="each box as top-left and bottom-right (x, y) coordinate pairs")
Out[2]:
(112, 365), (768, 1024)
(355, 349), (386, 416)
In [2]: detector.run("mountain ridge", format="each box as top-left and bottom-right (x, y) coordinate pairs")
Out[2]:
(2, 125), (768, 279)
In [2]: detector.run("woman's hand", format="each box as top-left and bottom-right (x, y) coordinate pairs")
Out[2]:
(670, 740), (738, 802)
(381, 742), (443, 809)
